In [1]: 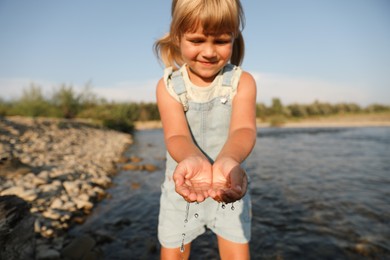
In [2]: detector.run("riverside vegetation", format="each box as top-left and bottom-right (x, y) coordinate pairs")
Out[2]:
(1, 84), (389, 130)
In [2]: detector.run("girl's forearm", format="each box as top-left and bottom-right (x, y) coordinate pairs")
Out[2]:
(165, 135), (206, 163)
(216, 127), (256, 164)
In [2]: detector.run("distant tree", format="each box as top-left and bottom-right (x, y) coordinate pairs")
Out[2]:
(13, 84), (50, 117)
(100, 102), (136, 132)
(256, 103), (267, 119)
(51, 84), (81, 118)
(365, 104), (390, 113)
(346, 103), (361, 113)
(287, 103), (308, 118)
(78, 82), (101, 109)
(0, 98), (9, 117)
(316, 102), (334, 115)
(270, 98), (284, 115)
(138, 103), (160, 121)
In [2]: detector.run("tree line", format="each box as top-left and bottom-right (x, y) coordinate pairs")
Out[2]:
(0, 84), (389, 131)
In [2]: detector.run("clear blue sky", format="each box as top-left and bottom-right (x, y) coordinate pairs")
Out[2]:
(0, 0), (389, 106)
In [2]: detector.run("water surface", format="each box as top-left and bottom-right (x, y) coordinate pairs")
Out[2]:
(69, 127), (390, 259)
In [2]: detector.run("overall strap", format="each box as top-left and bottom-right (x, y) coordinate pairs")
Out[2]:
(170, 70), (189, 111)
(222, 64), (236, 87)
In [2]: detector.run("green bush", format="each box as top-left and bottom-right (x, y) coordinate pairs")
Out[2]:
(365, 104), (390, 113)
(10, 84), (52, 117)
(256, 103), (267, 119)
(0, 98), (9, 117)
(51, 84), (81, 118)
(1, 82), (389, 130)
(101, 103), (135, 132)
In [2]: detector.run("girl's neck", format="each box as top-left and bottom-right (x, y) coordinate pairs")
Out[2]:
(186, 65), (221, 87)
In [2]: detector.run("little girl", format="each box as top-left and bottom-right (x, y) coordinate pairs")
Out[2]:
(154, 0), (257, 259)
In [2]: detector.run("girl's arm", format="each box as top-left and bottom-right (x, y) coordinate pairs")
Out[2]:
(211, 72), (257, 202)
(156, 78), (204, 160)
(156, 78), (212, 202)
(218, 71), (257, 162)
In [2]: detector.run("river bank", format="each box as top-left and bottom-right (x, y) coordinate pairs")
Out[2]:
(0, 116), (134, 259)
(134, 112), (390, 130)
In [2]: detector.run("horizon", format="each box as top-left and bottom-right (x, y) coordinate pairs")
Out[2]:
(1, 82), (388, 108)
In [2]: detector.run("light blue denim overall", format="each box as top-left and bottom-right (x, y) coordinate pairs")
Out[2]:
(158, 64), (252, 248)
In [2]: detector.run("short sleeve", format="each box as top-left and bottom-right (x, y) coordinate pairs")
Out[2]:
(163, 67), (181, 102)
(230, 66), (243, 98)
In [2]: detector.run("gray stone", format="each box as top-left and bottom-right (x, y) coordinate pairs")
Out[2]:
(36, 248), (61, 260)
(0, 195), (35, 260)
(61, 235), (96, 260)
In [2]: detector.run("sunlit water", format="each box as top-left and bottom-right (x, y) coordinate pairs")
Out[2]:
(68, 127), (390, 259)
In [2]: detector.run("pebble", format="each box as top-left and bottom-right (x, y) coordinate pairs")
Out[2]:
(0, 117), (133, 256)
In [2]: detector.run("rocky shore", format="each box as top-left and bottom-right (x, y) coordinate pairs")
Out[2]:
(0, 116), (133, 259)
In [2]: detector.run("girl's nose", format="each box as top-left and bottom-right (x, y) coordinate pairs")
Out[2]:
(202, 43), (217, 58)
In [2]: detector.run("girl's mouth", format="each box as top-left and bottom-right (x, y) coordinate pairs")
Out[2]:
(199, 60), (217, 66)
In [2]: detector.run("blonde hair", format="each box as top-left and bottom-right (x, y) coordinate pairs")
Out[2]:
(154, 0), (245, 70)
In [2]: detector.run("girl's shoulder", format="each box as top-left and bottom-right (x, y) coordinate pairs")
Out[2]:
(238, 70), (256, 85)
(161, 66), (181, 102)
(235, 70), (257, 100)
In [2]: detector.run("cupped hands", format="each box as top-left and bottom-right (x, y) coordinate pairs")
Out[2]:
(173, 156), (247, 203)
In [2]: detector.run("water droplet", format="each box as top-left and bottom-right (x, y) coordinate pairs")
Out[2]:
(184, 202), (190, 223)
(180, 233), (186, 253)
(194, 213), (199, 218)
(231, 204), (235, 210)
(221, 203), (226, 209)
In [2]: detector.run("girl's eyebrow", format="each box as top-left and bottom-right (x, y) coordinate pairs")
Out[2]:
(185, 32), (232, 38)
(184, 34), (206, 40)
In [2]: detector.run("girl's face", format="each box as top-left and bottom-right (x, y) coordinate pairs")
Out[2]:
(180, 26), (233, 86)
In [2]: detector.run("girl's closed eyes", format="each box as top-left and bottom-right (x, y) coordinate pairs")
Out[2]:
(184, 34), (233, 45)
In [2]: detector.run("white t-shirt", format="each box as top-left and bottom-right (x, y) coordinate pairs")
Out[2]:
(163, 64), (242, 103)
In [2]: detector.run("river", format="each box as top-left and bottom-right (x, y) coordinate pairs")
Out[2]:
(68, 127), (390, 259)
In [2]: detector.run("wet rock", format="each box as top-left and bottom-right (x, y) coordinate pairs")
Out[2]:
(91, 229), (115, 245)
(113, 217), (131, 227)
(354, 242), (375, 256)
(0, 195), (35, 260)
(142, 164), (158, 172)
(61, 234), (96, 259)
(36, 248), (61, 260)
(117, 156), (129, 163)
(82, 250), (104, 260)
(42, 209), (62, 220)
(72, 216), (87, 224)
(122, 163), (141, 171)
(90, 175), (112, 188)
(131, 182), (141, 189)
(103, 217), (132, 231)
(73, 198), (94, 211)
(0, 186), (38, 202)
(130, 156), (143, 163)
(50, 198), (64, 210)
(147, 239), (158, 254)
(0, 156), (31, 176)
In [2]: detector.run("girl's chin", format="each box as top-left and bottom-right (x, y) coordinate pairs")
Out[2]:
(190, 71), (219, 83)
